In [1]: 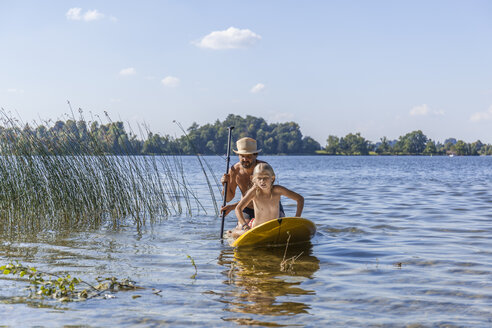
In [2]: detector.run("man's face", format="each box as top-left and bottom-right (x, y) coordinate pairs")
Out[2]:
(239, 154), (257, 169)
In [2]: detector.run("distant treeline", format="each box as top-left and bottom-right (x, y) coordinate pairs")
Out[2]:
(2, 114), (490, 156)
(180, 114), (320, 155)
(0, 114), (321, 155)
(324, 130), (492, 156)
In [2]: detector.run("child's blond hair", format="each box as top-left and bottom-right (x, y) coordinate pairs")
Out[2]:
(253, 163), (275, 180)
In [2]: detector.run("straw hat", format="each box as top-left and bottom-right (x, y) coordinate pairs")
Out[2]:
(233, 137), (262, 155)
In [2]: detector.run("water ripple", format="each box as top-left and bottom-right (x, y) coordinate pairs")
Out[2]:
(1, 156), (492, 326)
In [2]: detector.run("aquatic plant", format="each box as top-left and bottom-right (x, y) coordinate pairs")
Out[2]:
(187, 255), (198, 279)
(1, 261), (141, 302)
(0, 109), (211, 231)
(280, 233), (303, 273)
(174, 120), (221, 216)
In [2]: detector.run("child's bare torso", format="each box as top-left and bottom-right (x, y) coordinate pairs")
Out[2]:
(252, 187), (281, 227)
(233, 160), (266, 209)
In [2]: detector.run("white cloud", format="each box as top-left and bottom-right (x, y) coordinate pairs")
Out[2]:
(119, 67), (136, 76)
(7, 88), (24, 94)
(161, 76), (180, 87)
(109, 16), (118, 23)
(66, 8), (106, 22)
(250, 83), (265, 93)
(410, 104), (430, 116)
(470, 106), (492, 122)
(195, 27), (261, 50)
(269, 112), (294, 122)
(66, 8), (82, 20)
(84, 9), (104, 21)
(410, 104), (445, 116)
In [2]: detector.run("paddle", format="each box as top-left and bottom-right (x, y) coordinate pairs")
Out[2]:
(220, 126), (234, 239)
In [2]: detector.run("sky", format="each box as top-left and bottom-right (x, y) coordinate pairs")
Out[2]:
(1, 0), (492, 144)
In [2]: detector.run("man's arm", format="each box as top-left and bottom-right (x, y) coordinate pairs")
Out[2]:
(220, 201), (238, 217)
(221, 165), (237, 202)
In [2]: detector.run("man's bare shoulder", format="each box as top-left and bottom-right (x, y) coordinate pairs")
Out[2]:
(230, 163), (241, 172)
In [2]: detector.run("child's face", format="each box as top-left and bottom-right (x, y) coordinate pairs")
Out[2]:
(254, 173), (274, 190)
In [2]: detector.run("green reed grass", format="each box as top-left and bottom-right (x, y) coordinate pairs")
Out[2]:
(0, 110), (210, 231)
(173, 120), (220, 216)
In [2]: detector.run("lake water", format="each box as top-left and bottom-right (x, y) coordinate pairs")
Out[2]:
(1, 156), (492, 327)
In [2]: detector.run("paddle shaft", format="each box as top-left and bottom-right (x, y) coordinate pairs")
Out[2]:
(220, 126), (234, 239)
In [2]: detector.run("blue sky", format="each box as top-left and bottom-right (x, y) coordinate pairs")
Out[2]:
(1, 1), (491, 144)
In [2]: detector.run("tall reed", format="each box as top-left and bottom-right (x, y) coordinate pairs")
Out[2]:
(0, 110), (208, 232)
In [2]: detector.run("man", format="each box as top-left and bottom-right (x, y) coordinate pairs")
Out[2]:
(221, 137), (284, 230)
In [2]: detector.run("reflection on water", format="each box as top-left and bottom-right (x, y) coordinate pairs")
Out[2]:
(217, 243), (319, 325)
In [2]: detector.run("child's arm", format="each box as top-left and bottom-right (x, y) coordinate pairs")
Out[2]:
(235, 188), (256, 230)
(275, 186), (304, 217)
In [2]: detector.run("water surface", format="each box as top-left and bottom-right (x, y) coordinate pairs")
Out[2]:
(1, 156), (491, 327)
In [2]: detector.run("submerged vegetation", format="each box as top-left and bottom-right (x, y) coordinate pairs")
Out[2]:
(1, 261), (141, 302)
(0, 108), (215, 231)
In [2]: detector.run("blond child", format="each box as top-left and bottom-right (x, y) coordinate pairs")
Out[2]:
(233, 163), (304, 238)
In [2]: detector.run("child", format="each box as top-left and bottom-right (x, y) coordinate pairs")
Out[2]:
(233, 163), (304, 238)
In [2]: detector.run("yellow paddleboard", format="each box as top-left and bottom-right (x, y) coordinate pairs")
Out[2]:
(231, 217), (316, 248)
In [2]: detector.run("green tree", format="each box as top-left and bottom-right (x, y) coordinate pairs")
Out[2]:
(339, 133), (369, 155)
(444, 138), (457, 151)
(395, 130), (428, 154)
(376, 136), (391, 155)
(423, 140), (437, 155)
(325, 135), (340, 155)
(480, 144), (492, 155)
(142, 132), (164, 154)
(470, 140), (483, 156)
(453, 140), (470, 156)
(176, 114), (320, 154)
(302, 137), (321, 153)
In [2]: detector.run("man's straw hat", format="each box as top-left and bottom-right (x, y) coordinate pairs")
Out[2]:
(233, 137), (261, 155)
